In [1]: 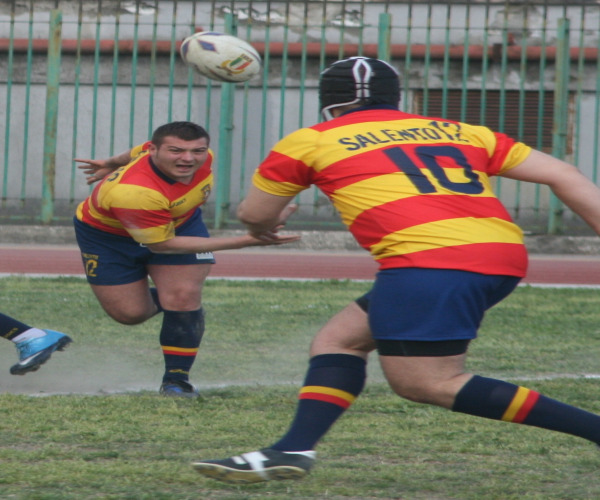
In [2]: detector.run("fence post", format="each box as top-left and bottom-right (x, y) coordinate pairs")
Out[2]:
(214, 13), (237, 229)
(548, 18), (570, 234)
(377, 13), (392, 61)
(41, 9), (62, 224)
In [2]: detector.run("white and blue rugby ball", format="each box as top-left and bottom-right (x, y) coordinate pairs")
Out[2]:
(180, 31), (262, 83)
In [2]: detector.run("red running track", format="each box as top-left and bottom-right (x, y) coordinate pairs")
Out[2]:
(1, 245), (600, 285)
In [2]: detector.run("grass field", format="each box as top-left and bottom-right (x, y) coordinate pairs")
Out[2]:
(1, 276), (600, 499)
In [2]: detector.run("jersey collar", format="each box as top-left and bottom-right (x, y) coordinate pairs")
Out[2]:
(149, 157), (178, 185)
(340, 104), (399, 116)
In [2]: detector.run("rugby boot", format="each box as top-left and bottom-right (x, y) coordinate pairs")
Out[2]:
(192, 448), (316, 484)
(10, 329), (72, 375)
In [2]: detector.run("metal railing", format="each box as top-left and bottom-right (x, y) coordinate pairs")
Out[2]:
(0, 0), (599, 234)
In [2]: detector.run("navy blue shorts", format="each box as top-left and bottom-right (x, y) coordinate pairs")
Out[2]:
(73, 209), (216, 285)
(368, 268), (520, 342)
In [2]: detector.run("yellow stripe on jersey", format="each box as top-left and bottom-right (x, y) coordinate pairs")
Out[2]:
(271, 119), (502, 172)
(498, 144), (533, 174)
(79, 203), (123, 230)
(330, 172), (497, 226)
(127, 223), (175, 244)
(252, 171), (307, 197)
(97, 184), (168, 211)
(271, 127), (320, 162)
(129, 143), (148, 159)
(369, 217), (524, 259)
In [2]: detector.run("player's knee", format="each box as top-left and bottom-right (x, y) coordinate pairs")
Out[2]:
(104, 307), (152, 325)
(310, 335), (373, 357)
(390, 380), (445, 405)
(158, 289), (201, 311)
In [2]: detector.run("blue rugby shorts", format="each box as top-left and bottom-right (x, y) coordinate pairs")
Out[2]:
(73, 208), (216, 285)
(368, 268), (521, 342)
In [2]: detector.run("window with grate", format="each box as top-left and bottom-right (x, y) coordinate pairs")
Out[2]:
(413, 89), (571, 153)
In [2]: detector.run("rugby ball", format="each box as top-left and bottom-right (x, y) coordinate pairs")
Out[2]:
(180, 31), (262, 83)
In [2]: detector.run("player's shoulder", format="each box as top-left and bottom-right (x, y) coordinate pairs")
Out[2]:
(272, 126), (320, 150)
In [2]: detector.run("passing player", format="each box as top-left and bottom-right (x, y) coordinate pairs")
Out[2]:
(74, 121), (298, 397)
(192, 57), (600, 482)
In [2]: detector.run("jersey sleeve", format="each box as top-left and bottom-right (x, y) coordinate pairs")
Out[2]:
(129, 141), (152, 161)
(252, 128), (319, 196)
(488, 132), (532, 176)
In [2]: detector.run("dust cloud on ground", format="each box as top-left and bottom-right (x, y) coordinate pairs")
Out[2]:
(0, 338), (386, 396)
(0, 342), (161, 396)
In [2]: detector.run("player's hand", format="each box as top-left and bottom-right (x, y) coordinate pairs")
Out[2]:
(251, 231), (301, 246)
(256, 204), (299, 237)
(277, 204), (298, 228)
(75, 158), (117, 185)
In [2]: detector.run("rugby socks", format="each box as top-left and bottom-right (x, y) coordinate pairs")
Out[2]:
(160, 308), (205, 383)
(452, 375), (600, 444)
(271, 353), (366, 452)
(0, 313), (44, 342)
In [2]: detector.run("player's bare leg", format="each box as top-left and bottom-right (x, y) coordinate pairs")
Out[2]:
(379, 354), (600, 443)
(89, 278), (157, 325)
(148, 263), (210, 311)
(378, 354), (470, 409)
(309, 301), (374, 359)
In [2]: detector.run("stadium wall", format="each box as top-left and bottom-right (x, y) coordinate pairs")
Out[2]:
(1, 1), (599, 235)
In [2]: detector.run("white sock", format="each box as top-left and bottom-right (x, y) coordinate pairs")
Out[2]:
(12, 328), (46, 343)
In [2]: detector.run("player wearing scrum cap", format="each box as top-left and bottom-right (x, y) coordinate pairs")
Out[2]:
(192, 56), (600, 483)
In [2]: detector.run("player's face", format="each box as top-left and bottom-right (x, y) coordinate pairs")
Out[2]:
(149, 136), (209, 184)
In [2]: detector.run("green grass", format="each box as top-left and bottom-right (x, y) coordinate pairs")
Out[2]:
(1, 277), (600, 499)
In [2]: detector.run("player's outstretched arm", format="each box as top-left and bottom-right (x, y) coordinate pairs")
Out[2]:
(74, 149), (132, 185)
(145, 232), (301, 254)
(501, 149), (600, 236)
(237, 186), (297, 239)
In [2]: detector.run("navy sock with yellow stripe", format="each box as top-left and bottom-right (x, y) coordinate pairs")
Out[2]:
(160, 308), (204, 384)
(271, 354), (366, 452)
(452, 375), (600, 444)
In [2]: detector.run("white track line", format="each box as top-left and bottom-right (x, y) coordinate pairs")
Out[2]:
(2, 272), (600, 288)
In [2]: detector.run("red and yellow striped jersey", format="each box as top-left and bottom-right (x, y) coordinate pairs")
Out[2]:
(253, 107), (532, 276)
(76, 142), (213, 244)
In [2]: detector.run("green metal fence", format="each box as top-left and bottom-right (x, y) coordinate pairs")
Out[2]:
(1, 0), (599, 234)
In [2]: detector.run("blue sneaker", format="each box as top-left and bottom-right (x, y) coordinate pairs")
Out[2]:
(159, 379), (200, 398)
(10, 329), (72, 375)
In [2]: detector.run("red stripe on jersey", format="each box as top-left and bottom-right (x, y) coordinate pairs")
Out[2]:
(350, 195), (514, 248)
(315, 154), (397, 195)
(512, 390), (540, 423)
(299, 392), (352, 409)
(111, 207), (172, 230)
(377, 242), (528, 277)
(258, 151), (314, 187)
